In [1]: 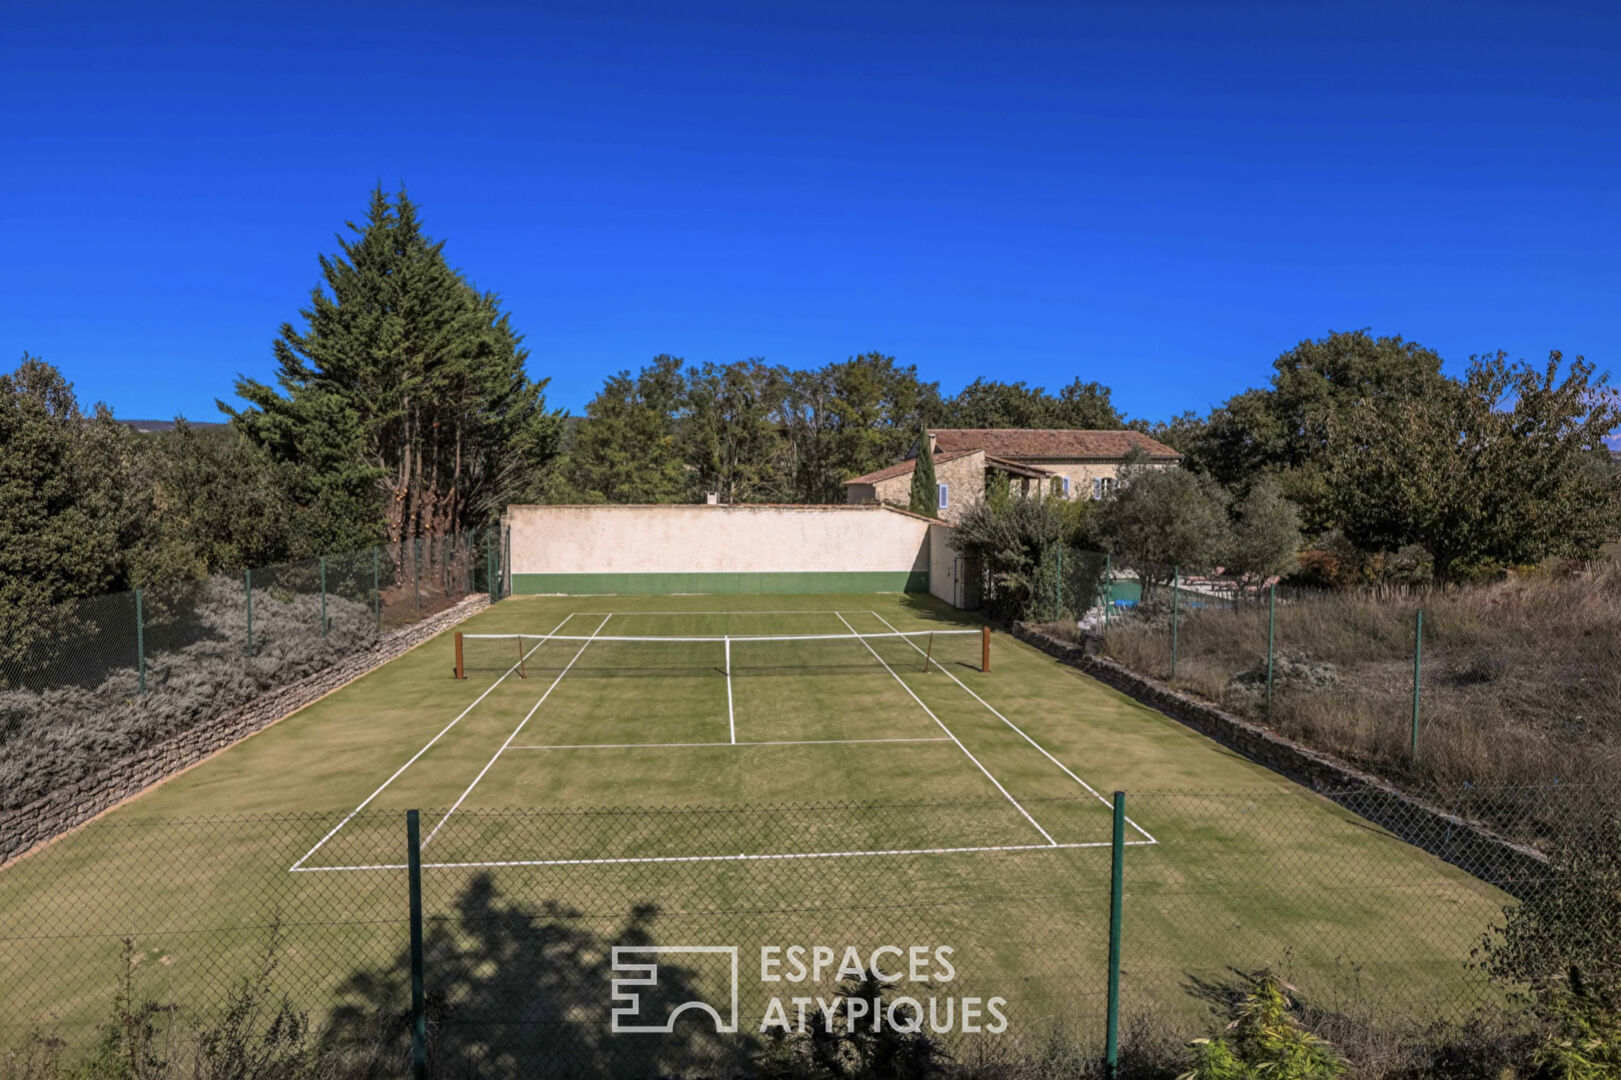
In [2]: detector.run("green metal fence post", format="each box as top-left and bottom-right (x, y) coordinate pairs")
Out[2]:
(407, 810), (427, 1080)
(1411, 608), (1424, 762)
(1265, 584), (1276, 714)
(135, 589), (146, 696)
(244, 569), (253, 657)
(1055, 546), (1063, 618)
(413, 536), (421, 618)
(1170, 567), (1180, 679)
(373, 546), (381, 632)
(1103, 552), (1112, 631)
(319, 556), (328, 639)
(1105, 791), (1126, 1077)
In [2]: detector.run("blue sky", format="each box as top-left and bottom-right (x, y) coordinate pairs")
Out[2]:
(3, 1), (1618, 435)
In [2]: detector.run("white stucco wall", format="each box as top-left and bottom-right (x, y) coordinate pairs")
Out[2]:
(504, 505), (937, 593)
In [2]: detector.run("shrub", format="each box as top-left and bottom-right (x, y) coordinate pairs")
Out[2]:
(1179, 973), (1345, 1080)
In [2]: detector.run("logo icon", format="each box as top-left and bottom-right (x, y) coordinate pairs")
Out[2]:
(610, 945), (739, 1034)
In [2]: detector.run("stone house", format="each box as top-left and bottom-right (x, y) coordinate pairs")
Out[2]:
(844, 428), (1180, 524)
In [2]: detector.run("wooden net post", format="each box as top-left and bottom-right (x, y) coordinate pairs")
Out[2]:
(981, 626), (991, 673)
(454, 632), (465, 680)
(517, 635), (527, 679)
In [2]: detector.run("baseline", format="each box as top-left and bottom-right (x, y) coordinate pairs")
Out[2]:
(293, 837), (1159, 873)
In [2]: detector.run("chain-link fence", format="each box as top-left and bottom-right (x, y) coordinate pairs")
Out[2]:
(1079, 563), (1621, 842)
(3, 785), (1612, 1078)
(0, 529), (506, 819)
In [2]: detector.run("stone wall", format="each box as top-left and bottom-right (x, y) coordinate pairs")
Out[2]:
(1, 594), (489, 866)
(1010, 621), (1550, 896)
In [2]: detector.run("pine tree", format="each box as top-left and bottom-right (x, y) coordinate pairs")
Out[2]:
(225, 187), (562, 547)
(909, 429), (938, 517)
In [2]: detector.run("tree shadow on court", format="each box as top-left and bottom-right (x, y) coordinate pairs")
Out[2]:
(895, 594), (982, 629)
(321, 873), (749, 1080)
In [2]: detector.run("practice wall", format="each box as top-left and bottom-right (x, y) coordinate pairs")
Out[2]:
(505, 504), (936, 595)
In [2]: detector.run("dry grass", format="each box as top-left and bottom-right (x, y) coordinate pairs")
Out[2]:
(1098, 564), (1621, 830)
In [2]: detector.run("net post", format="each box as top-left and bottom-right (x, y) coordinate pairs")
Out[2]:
(454, 632), (465, 680)
(724, 635), (731, 677)
(517, 635), (527, 679)
(923, 632), (935, 674)
(980, 625), (990, 673)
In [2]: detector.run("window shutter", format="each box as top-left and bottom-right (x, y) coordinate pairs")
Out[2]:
(937, 483), (948, 509)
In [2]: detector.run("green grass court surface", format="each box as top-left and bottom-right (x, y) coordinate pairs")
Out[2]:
(0, 594), (1511, 1061)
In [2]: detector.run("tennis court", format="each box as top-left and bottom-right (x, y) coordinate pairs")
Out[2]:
(1, 592), (1517, 1064)
(290, 605), (1155, 872)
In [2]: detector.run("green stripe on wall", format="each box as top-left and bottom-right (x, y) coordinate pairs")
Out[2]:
(511, 571), (929, 595)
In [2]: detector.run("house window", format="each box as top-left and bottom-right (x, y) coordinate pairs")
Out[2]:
(1092, 477), (1116, 500)
(937, 483), (949, 510)
(1049, 477), (1063, 498)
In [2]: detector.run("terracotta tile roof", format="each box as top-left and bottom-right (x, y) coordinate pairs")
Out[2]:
(845, 449), (977, 485)
(930, 428), (1181, 460)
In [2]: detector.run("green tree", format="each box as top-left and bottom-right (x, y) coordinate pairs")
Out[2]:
(141, 421), (296, 573)
(226, 187), (561, 546)
(567, 356), (692, 503)
(908, 430), (938, 517)
(784, 354), (942, 503)
(685, 359), (791, 503)
(1325, 352), (1621, 578)
(951, 496), (1070, 622)
(1191, 330), (1449, 526)
(1224, 476), (1303, 595)
(1091, 463), (1231, 595)
(943, 376), (1123, 429)
(0, 356), (125, 667)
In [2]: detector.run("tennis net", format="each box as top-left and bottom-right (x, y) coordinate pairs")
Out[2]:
(452, 628), (990, 679)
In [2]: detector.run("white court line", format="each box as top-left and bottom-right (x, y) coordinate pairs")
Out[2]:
(288, 612), (579, 871)
(507, 737), (954, 750)
(566, 610), (856, 616)
(867, 611), (1158, 845)
(833, 612), (1056, 846)
(420, 614), (613, 848)
(724, 637), (735, 743)
(293, 838), (1160, 872)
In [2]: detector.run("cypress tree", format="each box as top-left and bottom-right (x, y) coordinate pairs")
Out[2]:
(225, 187), (562, 548)
(909, 429), (938, 517)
